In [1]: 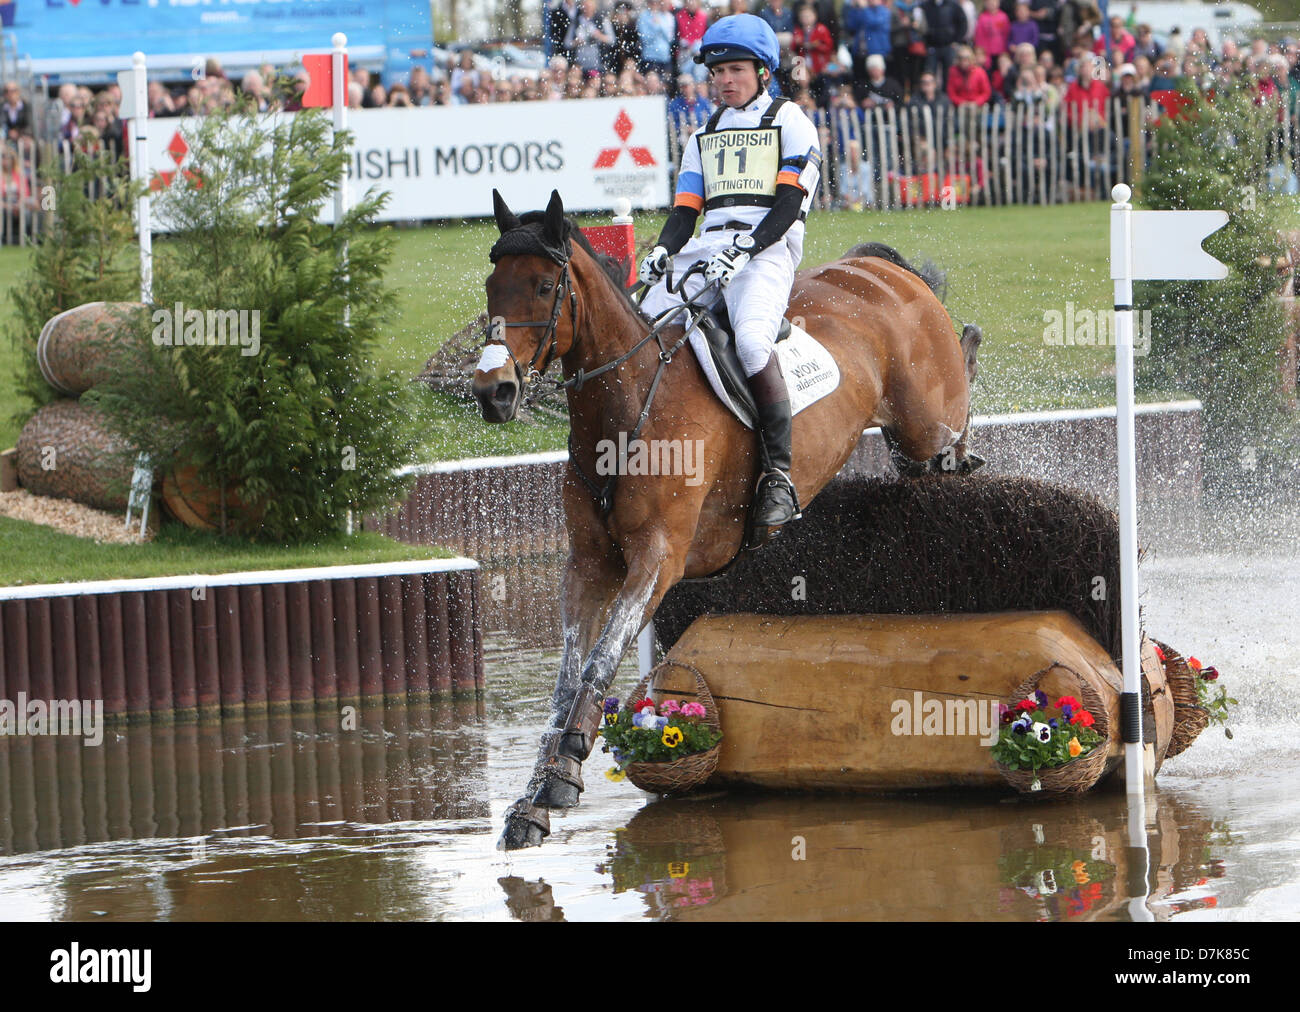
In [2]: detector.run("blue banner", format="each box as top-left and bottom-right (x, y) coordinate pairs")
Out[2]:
(8, 0), (431, 82)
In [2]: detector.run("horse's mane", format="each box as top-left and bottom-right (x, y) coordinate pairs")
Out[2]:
(513, 211), (650, 323)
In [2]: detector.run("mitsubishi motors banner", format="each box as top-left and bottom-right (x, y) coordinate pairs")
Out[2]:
(145, 97), (672, 222)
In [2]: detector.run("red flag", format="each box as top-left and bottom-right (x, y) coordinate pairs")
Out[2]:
(302, 52), (348, 108)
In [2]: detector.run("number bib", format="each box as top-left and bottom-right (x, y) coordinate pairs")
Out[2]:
(697, 126), (781, 210)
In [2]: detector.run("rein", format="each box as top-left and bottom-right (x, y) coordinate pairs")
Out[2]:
(486, 243), (716, 517)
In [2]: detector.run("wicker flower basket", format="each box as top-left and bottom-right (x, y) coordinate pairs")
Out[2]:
(995, 664), (1112, 797)
(1154, 639), (1211, 759)
(621, 661), (722, 795)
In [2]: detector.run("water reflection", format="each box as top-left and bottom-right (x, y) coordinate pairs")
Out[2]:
(0, 493), (1295, 920)
(593, 789), (1227, 922)
(0, 698), (488, 859)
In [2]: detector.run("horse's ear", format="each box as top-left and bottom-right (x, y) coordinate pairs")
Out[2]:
(492, 189), (521, 235)
(542, 190), (565, 246)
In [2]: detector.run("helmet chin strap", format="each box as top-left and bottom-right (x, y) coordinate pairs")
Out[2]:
(736, 65), (768, 108)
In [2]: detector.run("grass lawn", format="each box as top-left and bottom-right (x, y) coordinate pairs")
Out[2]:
(2, 201), (1194, 457)
(0, 519), (448, 588)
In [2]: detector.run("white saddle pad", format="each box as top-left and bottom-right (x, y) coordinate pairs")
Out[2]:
(687, 322), (841, 429)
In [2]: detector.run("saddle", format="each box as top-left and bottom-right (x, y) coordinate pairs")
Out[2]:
(695, 306), (793, 429)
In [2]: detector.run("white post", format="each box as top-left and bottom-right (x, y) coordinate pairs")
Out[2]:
(129, 52), (152, 303)
(1110, 182), (1146, 798)
(637, 622), (655, 680)
(331, 32), (349, 225)
(332, 32), (350, 329)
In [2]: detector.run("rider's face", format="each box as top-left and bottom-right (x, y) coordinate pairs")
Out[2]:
(710, 60), (761, 107)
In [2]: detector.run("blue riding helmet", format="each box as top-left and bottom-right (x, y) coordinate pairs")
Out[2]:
(694, 14), (780, 74)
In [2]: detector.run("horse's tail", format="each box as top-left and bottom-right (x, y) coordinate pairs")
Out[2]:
(843, 241), (948, 304)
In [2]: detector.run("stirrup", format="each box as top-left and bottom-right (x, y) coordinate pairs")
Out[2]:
(755, 469), (802, 521)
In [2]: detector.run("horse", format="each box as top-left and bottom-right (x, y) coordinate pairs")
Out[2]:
(474, 190), (982, 849)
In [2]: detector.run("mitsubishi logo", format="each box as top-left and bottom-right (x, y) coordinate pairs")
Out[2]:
(150, 130), (200, 190)
(593, 110), (656, 169)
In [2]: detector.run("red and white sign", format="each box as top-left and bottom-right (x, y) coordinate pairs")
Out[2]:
(144, 97), (671, 223)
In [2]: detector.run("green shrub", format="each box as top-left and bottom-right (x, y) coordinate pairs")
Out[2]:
(88, 107), (421, 541)
(1136, 82), (1298, 492)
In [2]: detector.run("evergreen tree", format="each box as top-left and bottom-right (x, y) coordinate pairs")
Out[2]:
(1135, 82), (1297, 493)
(90, 105), (420, 541)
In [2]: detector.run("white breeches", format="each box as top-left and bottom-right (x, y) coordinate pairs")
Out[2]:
(640, 234), (797, 378)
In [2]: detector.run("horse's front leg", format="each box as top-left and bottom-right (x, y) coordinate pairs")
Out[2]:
(530, 527), (685, 811)
(499, 550), (620, 851)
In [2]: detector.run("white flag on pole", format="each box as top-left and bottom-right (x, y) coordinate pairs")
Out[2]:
(1112, 210), (1230, 281)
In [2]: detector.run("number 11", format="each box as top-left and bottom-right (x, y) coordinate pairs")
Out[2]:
(715, 147), (748, 174)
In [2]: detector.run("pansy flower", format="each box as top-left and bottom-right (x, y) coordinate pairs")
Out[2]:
(1011, 716), (1031, 735)
(1201, 665), (1219, 681)
(603, 697), (620, 716)
(1068, 737), (1082, 758)
(1031, 722), (1051, 743)
(662, 726), (684, 748)
(1034, 690), (1048, 708)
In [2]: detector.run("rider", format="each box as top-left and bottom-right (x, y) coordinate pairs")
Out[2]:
(638, 12), (822, 535)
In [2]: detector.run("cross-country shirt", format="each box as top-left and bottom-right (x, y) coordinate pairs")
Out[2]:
(673, 89), (821, 262)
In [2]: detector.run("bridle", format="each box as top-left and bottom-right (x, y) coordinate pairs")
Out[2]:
(489, 258), (579, 398)
(484, 234), (718, 515)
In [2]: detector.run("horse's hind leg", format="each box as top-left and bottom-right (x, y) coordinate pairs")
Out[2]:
(884, 322), (986, 477)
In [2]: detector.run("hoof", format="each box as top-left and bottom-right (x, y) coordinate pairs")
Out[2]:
(533, 773), (583, 810)
(961, 452), (987, 474)
(498, 799), (550, 850)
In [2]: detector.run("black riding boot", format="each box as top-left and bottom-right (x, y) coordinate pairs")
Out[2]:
(746, 352), (800, 532)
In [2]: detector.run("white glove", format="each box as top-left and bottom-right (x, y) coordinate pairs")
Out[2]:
(638, 245), (669, 286)
(704, 245), (751, 287)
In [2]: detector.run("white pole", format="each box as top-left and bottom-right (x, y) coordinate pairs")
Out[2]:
(637, 622), (655, 680)
(332, 32), (350, 329)
(331, 32), (349, 224)
(131, 51), (152, 303)
(1110, 182), (1146, 798)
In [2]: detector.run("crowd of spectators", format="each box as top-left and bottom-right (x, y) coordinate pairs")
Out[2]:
(4, 1), (1300, 238)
